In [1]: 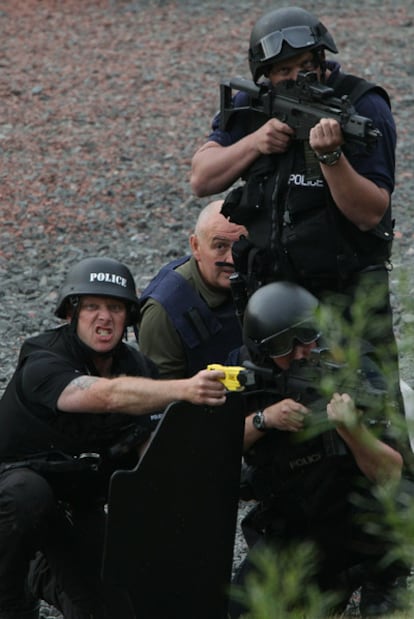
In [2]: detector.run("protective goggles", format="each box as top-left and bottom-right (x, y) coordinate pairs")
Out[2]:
(260, 321), (320, 358)
(256, 26), (317, 61)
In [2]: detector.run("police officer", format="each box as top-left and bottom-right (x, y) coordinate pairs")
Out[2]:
(190, 6), (401, 414)
(229, 282), (411, 618)
(0, 257), (226, 619)
(139, 200), (247, 377)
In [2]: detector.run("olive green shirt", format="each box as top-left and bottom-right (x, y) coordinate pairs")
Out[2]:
(139, 257), (231, 378)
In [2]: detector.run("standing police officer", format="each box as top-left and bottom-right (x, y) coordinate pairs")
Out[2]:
(229, 282), (411, 618)
(0, 257), (226, 619)
(190, 6), (401, 416)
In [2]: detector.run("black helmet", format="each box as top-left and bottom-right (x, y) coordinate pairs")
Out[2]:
(243, 281), (320, 358)
(55, 257), (139, 326)
(249, 7), (338, 82)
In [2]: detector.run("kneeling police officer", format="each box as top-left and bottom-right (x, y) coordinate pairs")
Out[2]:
(0, 257), (226, 619)
(229, 281), (411, 618)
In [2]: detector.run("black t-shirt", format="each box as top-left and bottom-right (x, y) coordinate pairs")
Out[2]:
(0, 326), (159, 461)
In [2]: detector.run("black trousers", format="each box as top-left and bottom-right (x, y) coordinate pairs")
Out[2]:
(0, 468), (131, 619)
(228, 479), (413, 619)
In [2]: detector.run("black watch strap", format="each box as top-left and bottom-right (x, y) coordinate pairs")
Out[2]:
(314, 148), (342, 166)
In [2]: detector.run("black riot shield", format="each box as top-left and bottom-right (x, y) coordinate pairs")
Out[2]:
(102, 392), (246, 619)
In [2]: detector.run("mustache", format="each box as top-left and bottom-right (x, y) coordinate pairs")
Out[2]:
(215, 261), (235, 269)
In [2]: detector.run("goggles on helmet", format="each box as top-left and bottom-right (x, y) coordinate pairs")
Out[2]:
(261, 320), (320, 358)
(257, 25), (317, 62)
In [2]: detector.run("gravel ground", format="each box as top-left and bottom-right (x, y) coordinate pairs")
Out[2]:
(0, 0), (413, 388)
(0, 1), (413, 616)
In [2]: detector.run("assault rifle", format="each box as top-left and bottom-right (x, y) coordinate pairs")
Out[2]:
(209, 347), (389, 429)
(209, 350), (390, 457)
(220, 71), (381, 148)
(275, 348), (389, 425)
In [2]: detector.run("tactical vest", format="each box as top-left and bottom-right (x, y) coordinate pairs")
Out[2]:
(238, 343), (393, 504)
(139, 256), (242, 376)
(241, 372), (349, 504)
(222, 73), (393, 288)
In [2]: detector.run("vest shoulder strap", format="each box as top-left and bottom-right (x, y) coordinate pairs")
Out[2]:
(332, 72), (391, 108)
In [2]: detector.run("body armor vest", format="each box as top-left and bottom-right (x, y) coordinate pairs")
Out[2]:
(222, 73), (393, 289)
(139, 257), (242, 376)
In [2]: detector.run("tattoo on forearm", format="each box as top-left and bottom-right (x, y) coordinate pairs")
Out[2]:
(71, 375), (100, 391)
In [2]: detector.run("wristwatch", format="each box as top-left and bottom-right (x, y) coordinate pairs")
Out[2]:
(252, 410), (267, 432)
(314, 148), (342, 166)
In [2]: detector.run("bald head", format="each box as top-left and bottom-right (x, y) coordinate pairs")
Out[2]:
(195, 200), (228, 236)
(190, 200), (247, 289)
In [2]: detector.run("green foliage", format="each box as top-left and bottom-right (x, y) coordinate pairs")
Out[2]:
(230, 543), (340, 619)
(368, 480), (414, 574)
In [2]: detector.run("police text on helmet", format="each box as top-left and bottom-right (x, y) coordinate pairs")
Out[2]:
(89, 273), (127, 287)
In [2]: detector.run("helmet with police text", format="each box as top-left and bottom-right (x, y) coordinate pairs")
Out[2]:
(243, 281), (320, 359)
(55, 257), (139, 326)
(248, 7), (338, 82)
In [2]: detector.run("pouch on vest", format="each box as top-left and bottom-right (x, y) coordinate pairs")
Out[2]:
(221, 154), (279, 227)
(222, 177), (266, 227)
(281, 206), (360, 278)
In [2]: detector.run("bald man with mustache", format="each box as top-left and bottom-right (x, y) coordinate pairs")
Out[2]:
(139, 200), (247, 378)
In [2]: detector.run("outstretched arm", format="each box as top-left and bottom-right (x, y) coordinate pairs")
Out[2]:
(57, 369), (227, 415)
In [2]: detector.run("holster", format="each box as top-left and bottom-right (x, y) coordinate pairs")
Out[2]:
(0, 452), (101, 476)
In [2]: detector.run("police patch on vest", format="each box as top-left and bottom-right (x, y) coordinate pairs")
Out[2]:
(289, 452), (322, 471)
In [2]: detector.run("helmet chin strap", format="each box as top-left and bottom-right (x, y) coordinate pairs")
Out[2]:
(67, 296), (80, 334)
(131, 323), (139, 344)
(314, 49), (327, 82)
